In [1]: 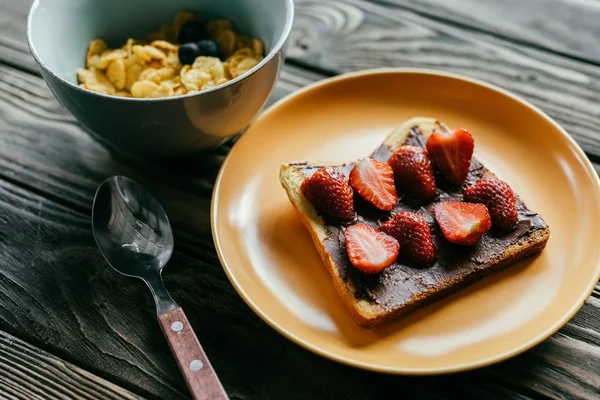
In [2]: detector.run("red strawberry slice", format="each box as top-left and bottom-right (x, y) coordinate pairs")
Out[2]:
(301, 166), (355, 222)
(387, 146), (437, 202)
(426, 128), (474, 185)
(464, 176), (518, 229)
(350, 158), (398, 211)
(433, 201), (492, 246)
(344, 223), (400, 274)
(381, 211), (436, 266)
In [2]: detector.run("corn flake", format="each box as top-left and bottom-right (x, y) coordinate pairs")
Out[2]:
(149, 81), (175, 98)
(77, 68), (116, 95)
(252, 39), (264, 56)
(192, 56), (225, 80)
(125, 63), (144, 90)
(131, 80), (159, 98)
(151, 40), (178, 52)
(214, 30), (237, 58)
(229, 57), (259, 78)
(106, 59), (126, 90)
(181, 67), (212, 91)
(92, 49), (127, 70)
(140, 67), (175, 83)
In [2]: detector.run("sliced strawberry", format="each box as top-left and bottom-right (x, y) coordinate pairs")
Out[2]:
(381, 211), (435, 266)
(387, 146), (437, 202)
(433, 201), (492, 246)
(301, 166), (355, 222)
(344, 223), (400, 274)
(350, 158), (398, 211)
(464, 176), (518, 229)
(426, 128), (474, 185)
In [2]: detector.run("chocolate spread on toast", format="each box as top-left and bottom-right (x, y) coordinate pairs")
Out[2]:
(292, 128), (547, 310)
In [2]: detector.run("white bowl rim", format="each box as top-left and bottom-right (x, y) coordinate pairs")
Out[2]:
(26, 0), (295, 102)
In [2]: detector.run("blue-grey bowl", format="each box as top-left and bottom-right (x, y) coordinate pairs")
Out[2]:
(27, 0), (294, 157)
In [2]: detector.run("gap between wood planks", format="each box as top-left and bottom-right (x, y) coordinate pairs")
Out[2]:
(369, 0), (600, 67)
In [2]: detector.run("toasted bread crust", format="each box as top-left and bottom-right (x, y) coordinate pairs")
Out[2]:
(280, 117), (550, 328)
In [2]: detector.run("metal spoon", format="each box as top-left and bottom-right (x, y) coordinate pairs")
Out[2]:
(92, 176), (228, 400)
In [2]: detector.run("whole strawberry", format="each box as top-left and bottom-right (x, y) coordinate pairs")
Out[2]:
(464, 176), (518, 229)
(301, 167), (355, 222)
(350, 158), (398, 211)
(387, 146), (437, 202)
(381, 211), (435, 266)
(345, 223), (400, 274)
(426, 128), (474, 186)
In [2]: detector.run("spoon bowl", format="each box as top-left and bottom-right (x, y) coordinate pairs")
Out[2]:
(92, 176), (173, 277)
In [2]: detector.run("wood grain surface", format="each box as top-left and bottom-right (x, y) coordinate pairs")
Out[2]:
(0, 330), (142, 400)
(374, 0), (600, 64)
(0, 0), (598, 399)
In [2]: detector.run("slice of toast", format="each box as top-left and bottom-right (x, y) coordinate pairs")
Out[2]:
(280, 117), (550, 328)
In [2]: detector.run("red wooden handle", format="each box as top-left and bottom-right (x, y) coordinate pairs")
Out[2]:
(158, 307), (228, 400)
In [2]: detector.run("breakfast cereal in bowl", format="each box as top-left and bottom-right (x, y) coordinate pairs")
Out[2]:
(77, 12), (265, 98)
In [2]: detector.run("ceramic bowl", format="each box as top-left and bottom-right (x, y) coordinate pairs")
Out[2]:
(27, 0), (294, 157)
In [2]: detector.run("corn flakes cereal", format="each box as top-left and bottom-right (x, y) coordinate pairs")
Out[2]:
(151, 40), (178, 52)
(92, 49), (128, 70)
(106, 59), (126, 90)
(131, 80), (159, 98)
(214, 30), (237, 58)
(149, 81), (175, 98)
(236, 36), (253, 51)
(140, 67), (175, 84)
(192, 57), (225, 80)
(163, 51), (181, 70)
(124, 39), (135, 56)
(125, 63), (144, 91)
(181, 67), (212, 91)
(229, 57), (259, 79)
(252, 39), (263, 56)
(77, 68), (116, 95)
(78, 12), (265, 98)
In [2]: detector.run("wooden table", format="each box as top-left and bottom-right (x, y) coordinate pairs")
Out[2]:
(0, 0), (598, 398)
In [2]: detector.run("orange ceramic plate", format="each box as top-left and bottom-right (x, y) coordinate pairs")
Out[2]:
(211, 69), (600, 374)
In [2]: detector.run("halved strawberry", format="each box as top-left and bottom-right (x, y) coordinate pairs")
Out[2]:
(426, 128), (474, 185)
(433, 201), (492, 246)
(387, 146), (437, 202)
(381, 211), (435, 266)
(350, 158), (398, 211)
(301, 166), (355, 222)
(464, 176), (518, 229)
(344, 223), (400, 274)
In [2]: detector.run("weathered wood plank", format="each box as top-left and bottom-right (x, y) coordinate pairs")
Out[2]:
(374, 0), (600, 65)
(0, 0), (37, 73)
(0, 59), (599, 399)
(0, 330), (142, 400)
(287, 0), (600, 159)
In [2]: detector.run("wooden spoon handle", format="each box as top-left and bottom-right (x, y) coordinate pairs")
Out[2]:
(158, 307), (228, 400)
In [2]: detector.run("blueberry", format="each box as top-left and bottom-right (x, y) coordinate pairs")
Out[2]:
(177, 20), (209, 44)
(196, 39), (222, 58)
(178, 42), (200, 65)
